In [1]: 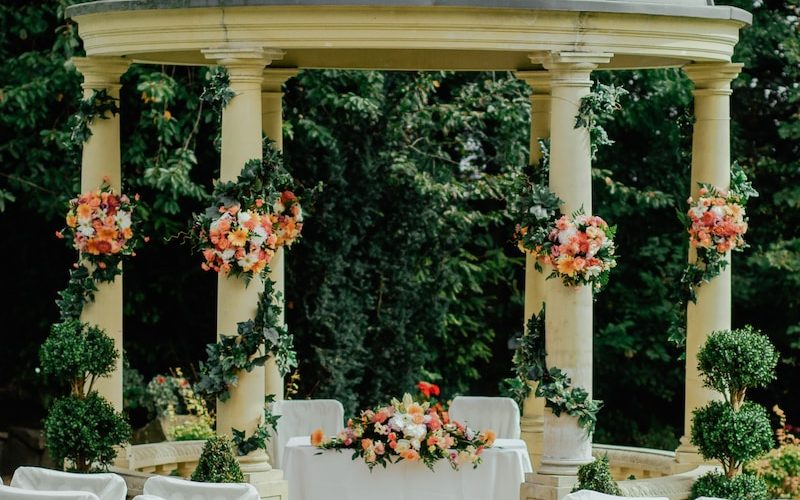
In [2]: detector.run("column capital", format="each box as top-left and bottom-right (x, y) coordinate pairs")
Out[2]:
(202, 46), (286, 83)
(683, 62), (743, 95)
(530, 52), (612, 87)
(72, 56), (131, 91)
(515, 70), (552, 96)
(262, 68), (299, 93)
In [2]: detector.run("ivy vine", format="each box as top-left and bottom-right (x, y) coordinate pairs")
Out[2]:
(232, 395), (280, 456)
(506, 83), (624, 434)
(510, 309), (602, 434)
(67, 89), (120, 144)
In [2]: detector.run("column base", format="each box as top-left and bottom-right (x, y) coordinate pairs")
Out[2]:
(520, 418), (544, 471)
(520, 472), (579, 500)
(239, 452), (289, 500)
(538, 456), (593, 477)
(673, 436), (714, 474)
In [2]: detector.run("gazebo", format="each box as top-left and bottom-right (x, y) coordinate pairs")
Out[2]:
(65, 1), (751, 499)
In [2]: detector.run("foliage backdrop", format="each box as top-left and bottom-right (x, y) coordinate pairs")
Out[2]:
(1, 0), (798, 448)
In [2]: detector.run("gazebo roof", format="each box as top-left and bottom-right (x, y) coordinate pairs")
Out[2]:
(67, 0), (751, 71)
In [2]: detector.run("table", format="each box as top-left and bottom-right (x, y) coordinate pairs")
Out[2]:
(283, 437), (533, 500)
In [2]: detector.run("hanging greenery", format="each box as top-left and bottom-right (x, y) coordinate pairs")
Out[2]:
(509, 309), (602, 434)
(231, 395), (281, 456)
(67, 89), (120, 145)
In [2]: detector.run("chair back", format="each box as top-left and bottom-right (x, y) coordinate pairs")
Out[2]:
(143, 476), (258, 500)
(269, 399), (345, 468)
(448, 396), (521, 439)
(563, 491), (668, 500)
(0, 484), (100, 500)
(10, 468), (125, 500)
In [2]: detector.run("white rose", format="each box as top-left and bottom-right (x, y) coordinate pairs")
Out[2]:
(558, 227), (578, 245)
(710, 206), (725, 219)
(237, 210), (252, 225)
(116, 211), (132, 230)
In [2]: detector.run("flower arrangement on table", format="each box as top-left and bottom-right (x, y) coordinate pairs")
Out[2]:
(57, 179), (142, 282)
(311, 393), (495, 471)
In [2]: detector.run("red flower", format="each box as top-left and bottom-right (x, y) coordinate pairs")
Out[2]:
(418, 381), (440, 398)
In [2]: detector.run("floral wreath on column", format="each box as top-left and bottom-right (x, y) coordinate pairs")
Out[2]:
(191, 139), (303, 455)
(507, 83), (627, 436)
(668, 164), (757, 346)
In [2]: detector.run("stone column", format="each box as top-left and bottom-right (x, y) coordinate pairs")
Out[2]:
(523, 52), (611, 500)
(674, 62), (743, 469)
(203, 46), (288, 500)
(515, 70), (552, 471)
(72, 56), (131, 412)
(261, 68), (298, 402)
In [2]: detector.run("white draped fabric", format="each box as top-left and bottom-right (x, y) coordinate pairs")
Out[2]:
(563, 490), (669, 500)
(269, 399), (345, 468)
(448, 397), (521, 439)
(283, 437), (532, 500)
(0, 485), (100, 500)
(10, 468), (125, 500)
(142, 476), (259, 500)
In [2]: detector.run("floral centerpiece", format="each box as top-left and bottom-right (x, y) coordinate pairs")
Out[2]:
(685, 184), (748, 266)
(57, 180), (141, 281)
(311, 393), (495, 471)
(196, 201), (278, 278)
(533, 212), (617, 291)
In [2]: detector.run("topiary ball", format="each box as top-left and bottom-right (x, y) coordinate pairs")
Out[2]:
(44, 391), (132, 472)
(572, 454), (622, 495)
(690, 471), (769, 500)
(691, 400), (773, 465)
(192, 435), (245, 483)
(40, 319), (118, 385)
(697, 326), (778, 399)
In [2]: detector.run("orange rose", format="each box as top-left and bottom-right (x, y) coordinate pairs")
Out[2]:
(310, 428), (325, 447)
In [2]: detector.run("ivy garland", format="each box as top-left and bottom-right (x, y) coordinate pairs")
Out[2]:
(507, 83), (625, 435)
(232, 395), (280, 456)
(68, 89), (120, 144)
(668, 164), (758, 347)
(193, 144), (300, 455)
(192, 68), (301, 455)
(511, 309), (602, 434)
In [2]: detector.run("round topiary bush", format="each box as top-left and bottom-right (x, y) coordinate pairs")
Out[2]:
(44, 391), (131, 471)
(40, 319), (117, 396)
(697, 326), (778, 408)
(690, 471), (768, 500)
(572, 454), (621, 495)
(691, 400), (773, 473)
(192, 435), (245, 483)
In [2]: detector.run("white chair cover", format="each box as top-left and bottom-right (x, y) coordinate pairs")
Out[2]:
(143, 476), (258, 500)
(269, 399), (345, 468)
(448, 396), (521, 439)
(563, 490), (669, 500)
(10, 468), (125, 500)
(0, 485), (100, 500)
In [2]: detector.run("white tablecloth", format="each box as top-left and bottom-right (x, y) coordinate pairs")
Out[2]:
(283, 437), (532, 500)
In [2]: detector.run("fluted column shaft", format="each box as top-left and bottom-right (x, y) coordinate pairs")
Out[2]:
(202, 47), (282, 473)
(515, 70), (552, 471)
(73, 56), (131, 412)
(538, 52), (610, 478)
(262, 68), (298, 402)
(675, 62), (743, 467)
